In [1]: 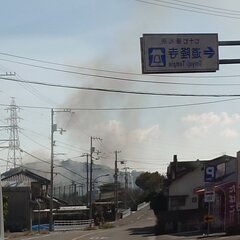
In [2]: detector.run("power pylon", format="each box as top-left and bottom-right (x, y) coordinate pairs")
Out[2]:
(6, 98), (22, 170)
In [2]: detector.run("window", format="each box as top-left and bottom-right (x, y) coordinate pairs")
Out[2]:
(170, 196), (186, 209)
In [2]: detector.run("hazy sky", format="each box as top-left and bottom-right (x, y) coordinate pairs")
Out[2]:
(1, 0), (240, 174)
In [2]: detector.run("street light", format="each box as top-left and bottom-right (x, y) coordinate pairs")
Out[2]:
(93, 174), (110, 183)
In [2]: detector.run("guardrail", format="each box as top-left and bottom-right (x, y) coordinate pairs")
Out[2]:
(137, 202), (149, 211)
(121, 208), (131, 219)
(54, 219), (94, 231)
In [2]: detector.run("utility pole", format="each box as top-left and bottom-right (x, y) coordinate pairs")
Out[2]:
(49, 108), (71, 231)
(0, 176), (4, 240)
(89, 136), (102, 227)
(81, 153), (90, 206)
(89, 137), (93, 226)
(86, 154), (89, 206)
(114, 150), (121, 220)
(49, 108), (54, 232)
(73, 181), (77, 205)
(124, 167), (129, 209)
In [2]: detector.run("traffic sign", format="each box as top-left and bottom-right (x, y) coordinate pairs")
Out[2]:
(140, 33), (219, 73)
(204, 166), (216, 182)
(204, 190), (215, 203)
(204, 215), (214, 223)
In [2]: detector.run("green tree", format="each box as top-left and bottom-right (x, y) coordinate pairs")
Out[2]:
(135, 172), (168, 213)
(135, 172), (166, 194)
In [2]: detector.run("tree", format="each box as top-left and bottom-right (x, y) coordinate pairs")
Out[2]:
(149, 192), (168, 214)
(135, 172), (166, 194)
(135, 172), (168, 213)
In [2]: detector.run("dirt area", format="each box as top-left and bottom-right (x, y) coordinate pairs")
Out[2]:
(5, 230), (49, 239)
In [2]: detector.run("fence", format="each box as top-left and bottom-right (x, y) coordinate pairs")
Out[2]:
(121, 208), (131, 219)
(137, 202), (149, 211)
(54, 219), (94, 231)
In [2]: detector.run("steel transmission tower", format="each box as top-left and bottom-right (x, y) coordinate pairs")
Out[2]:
(6, 98), (22, 170)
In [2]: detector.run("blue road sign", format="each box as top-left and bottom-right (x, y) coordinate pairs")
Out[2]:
(141, 33), (219, 73)
(203, 47), (215, 58)
(148, 48), (166, 67)
(204, 166), (216, 182)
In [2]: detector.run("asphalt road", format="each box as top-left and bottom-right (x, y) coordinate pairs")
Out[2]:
(8, 206), (240, 240)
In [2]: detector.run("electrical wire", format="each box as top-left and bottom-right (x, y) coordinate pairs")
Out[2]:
(173, 0), (240, 14)
(0, 157), (53, 175)
(3, 55), (240, 87)
(57, 172), (84, 185)
(20, 148), (86, 180)
(0, 52), (138, 76)
(1, 76), (240, 97)
(2, 51), (240, 82)
(135, 0), (240, 20)
(15, 73), (58, 106)
(154, 0), (240, 16)
(0, 97), (239, 112)
(22, 128), (89, 155)
(20, 132), (51, 150)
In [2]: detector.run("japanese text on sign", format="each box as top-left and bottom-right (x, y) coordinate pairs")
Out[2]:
(141, 34), (219, 73)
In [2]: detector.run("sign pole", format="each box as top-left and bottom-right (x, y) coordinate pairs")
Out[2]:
(236, 152), (240, 225)
(207, 202), (210, 236)
(0, 176), (4, 240)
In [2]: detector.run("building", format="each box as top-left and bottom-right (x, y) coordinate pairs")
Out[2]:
(156, 154), (239, 234)
(1, 167), (51, 231)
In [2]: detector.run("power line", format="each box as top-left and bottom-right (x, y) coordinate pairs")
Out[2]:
(0, 52), (137, 76)
(2, 54), (240, 85)
(1, 76), (240, 97)
(22, 127), (89, 154)
(155, 0), (240, 16)
(20, 132), (50, 150)
(0, 157), (52, 175)
(173, 0), (240, 14)
(55, 98), (240, 110)
(20, 148), (50, 165)
(135, 0), (240, 20)
(56, 172), (84, 185)
(0, 98), (239, 113)
(20, 148), (86, 180)
(15, 73), (58, 106)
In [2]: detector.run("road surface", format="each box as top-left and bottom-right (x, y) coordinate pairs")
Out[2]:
(7, 206), (240, 240)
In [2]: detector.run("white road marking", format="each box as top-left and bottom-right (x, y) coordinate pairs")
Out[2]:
(147, 236), (157, 240)
(89, 237), (109, 239)
(72, 232), (99, 240)
(72, 230), (107, 240)
(20, 233), (52, 240)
